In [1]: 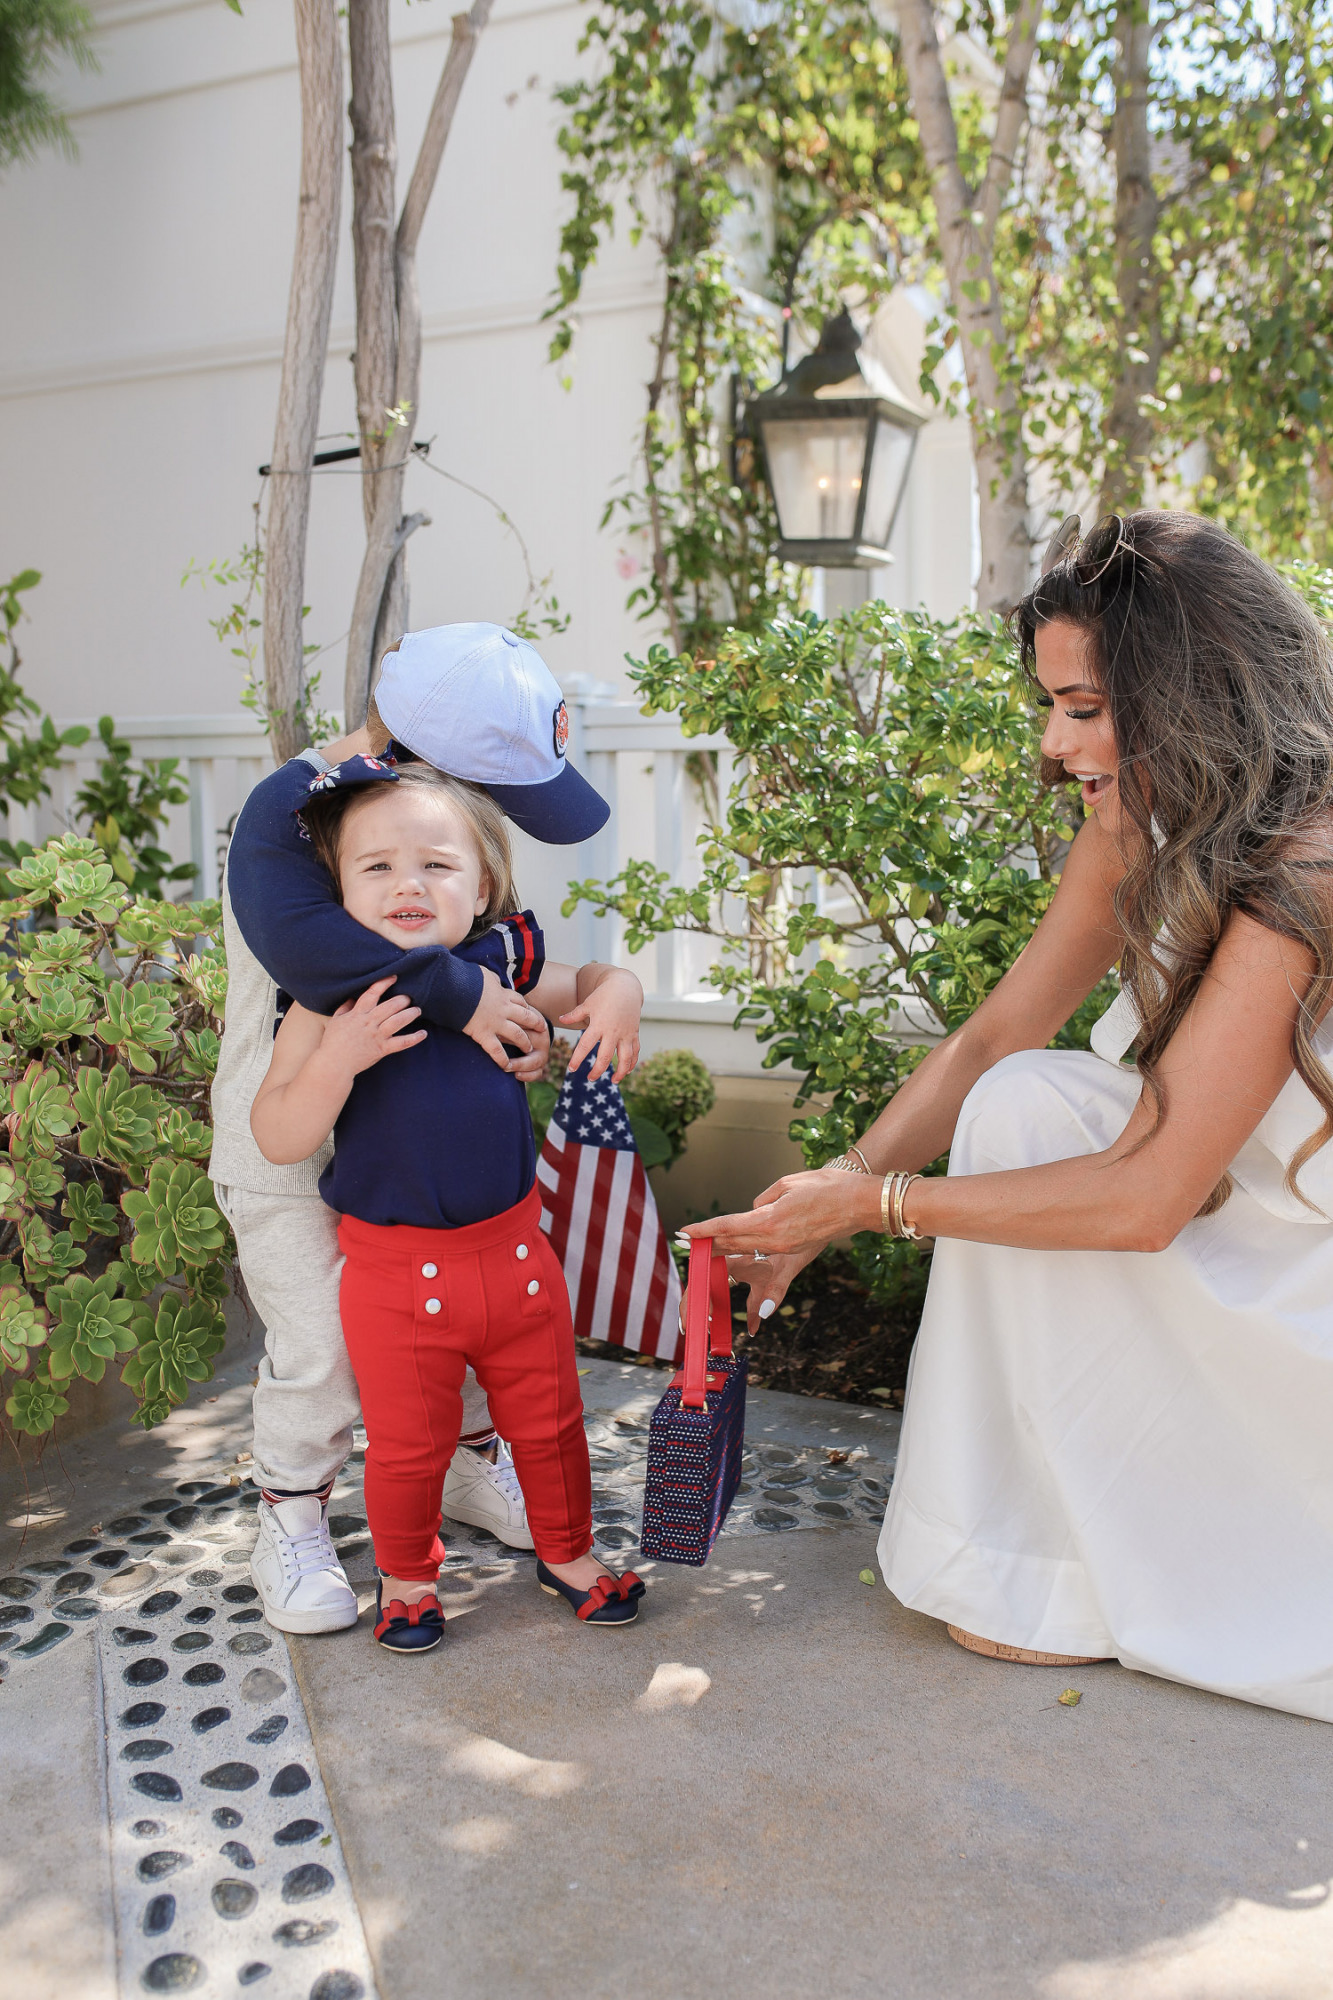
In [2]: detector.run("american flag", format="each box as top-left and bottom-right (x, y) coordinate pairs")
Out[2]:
(537, 1056), (683, 1362)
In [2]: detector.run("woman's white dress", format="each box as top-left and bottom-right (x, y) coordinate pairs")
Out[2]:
(877, 989), (1333, 1721)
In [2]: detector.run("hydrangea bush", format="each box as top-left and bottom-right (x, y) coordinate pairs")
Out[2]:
(0, 832), (232, 1439)
(621, 1048), (716, 1168)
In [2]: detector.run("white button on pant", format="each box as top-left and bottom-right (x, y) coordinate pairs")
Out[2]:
(515, 1243), (529, 1260)
(424, 1298), (442, 1315)
(526, 1279), (540, 1296)
(421, 1262), (438, 1278)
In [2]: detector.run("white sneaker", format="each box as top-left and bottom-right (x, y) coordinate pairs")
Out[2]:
(249, 1494), (359, 1634)
(441, 1441), (534, 1550)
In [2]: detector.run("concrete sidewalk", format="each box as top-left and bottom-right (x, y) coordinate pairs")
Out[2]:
(4, 1353), (1333, 2000)
(293, 1528), (1333, 2000)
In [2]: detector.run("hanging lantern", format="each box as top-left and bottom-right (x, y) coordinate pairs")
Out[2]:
(748, 309), (925, 568)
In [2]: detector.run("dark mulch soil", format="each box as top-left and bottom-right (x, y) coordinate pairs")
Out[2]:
(575, 1250), (925, 1412)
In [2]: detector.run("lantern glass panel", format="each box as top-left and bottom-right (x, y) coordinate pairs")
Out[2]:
(860, 418), (915, 553)
(758, 414), (872, 543)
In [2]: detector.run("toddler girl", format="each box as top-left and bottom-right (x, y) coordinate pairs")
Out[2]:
(250, 755), (646, 1651)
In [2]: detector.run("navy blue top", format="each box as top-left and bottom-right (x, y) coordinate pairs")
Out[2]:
(226, 756), (486, 1030)
(320, 912), (546, 1230)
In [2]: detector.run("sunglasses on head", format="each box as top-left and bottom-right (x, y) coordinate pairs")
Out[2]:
(1040, 512), (1133, 584)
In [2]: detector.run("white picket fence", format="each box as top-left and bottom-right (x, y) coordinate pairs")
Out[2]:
(20, 692), (798, 1065)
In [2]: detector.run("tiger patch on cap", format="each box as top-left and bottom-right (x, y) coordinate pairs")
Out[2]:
(552, 699), (570, 758)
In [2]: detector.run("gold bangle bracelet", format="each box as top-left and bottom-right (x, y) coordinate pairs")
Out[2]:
(896, 1172), (923, 1241)
(879, 1170), (923, 1239)
(848, 1143), (872, 1175)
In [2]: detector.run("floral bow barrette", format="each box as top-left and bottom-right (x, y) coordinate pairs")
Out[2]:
(303, 752), (398, 798)
(293, 752), (399, 838)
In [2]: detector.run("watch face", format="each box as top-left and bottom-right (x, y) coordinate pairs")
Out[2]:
(552, 700), (570, 758)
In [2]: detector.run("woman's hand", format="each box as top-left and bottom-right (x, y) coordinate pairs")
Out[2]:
(683, 1167), (883, 1261)
(724, 1247), (823, 1334)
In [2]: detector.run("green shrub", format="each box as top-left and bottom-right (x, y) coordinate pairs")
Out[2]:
(621, 1048), (715, 1168)
(564, 600), (1110, 1298)
(0, 831), (231, 1440)
(74, 716), (197, 898)
(0, 571), (90, 840)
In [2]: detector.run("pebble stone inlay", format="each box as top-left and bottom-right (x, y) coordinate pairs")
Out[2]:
(569, 1413), (895, 1556)
(96, 1568), (376, 2000)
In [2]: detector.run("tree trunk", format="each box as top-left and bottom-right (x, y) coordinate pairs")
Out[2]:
(897, 0), (1038, 614)
(348, 0), (399, 538)
(263, 0), (344, 764)
(343, 0), (494, 729)
(1101, 1), (1161, 514)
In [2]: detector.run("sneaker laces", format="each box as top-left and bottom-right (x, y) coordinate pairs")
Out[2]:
(270, 1502), (339, 1579)
(484, 1446), (524, 1507)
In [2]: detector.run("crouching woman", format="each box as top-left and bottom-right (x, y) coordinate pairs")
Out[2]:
(689, 511), (1333, 1722)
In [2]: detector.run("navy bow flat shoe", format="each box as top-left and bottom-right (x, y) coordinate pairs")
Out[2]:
(537, 1560), (645, 1626)
(373, 1577), (446, 1654)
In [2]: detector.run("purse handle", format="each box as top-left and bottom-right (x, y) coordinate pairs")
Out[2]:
(680, 1238), (734, 1411)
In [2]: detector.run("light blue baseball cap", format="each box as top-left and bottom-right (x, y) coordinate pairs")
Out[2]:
(373, 623), (609, 846)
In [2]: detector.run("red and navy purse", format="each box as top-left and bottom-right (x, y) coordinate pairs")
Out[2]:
(639, 1240), (747, 1566)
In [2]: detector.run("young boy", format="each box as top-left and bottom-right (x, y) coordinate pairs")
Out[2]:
(211, 623), (609, 1633)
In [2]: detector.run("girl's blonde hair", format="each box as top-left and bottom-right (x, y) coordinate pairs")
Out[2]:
(302, 762), (517, 934)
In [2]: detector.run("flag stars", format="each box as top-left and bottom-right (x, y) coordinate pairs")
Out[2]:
(552, 1058), (638, 1154)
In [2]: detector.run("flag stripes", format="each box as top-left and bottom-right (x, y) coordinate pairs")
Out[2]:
(537, 1059), (681, 1362)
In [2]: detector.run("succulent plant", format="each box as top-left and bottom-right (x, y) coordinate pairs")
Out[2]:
(20, 1155), (66, 1206)
(6, 1370), (69, 1436)
(8, 1062), (76, 1156)
(62, 1179), (121, 1242)
(98, 981), (177, 1073)
(156, 1107), (213, 1162)
(0, 825), (231, 1435)
(122, 1292), (227, 1413)
(180, 1028), (221, 1080)
(182, 948), (228, 1015)
(122, 1159), (228, 1276)
(53, 854), (124, 924)
(19, 1212), (84, 1288)
(73, 1065), (162, 1167)
(45, 1272), (138, 1384)
(0, 1285), (48, 1370)
(14, 977), (100, 1048)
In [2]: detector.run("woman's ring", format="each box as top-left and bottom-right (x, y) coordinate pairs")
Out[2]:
(752, 1252), (771, 1264)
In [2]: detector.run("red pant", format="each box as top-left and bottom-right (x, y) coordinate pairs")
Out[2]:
(337, 1188), (592, 1580)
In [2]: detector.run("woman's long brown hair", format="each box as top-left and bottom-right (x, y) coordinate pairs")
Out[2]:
(1014, 510), (1333, 1212)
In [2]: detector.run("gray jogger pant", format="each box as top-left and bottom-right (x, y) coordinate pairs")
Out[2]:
(214, 1184), (493, 1492)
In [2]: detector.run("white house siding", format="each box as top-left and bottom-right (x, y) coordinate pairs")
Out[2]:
(1, 0), (976, 726)
(0, 0), (668, 721)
